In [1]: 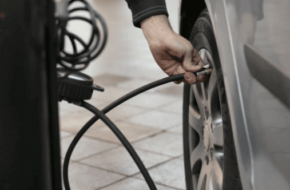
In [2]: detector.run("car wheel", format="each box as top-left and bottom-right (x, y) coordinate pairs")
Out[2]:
(182, 9), (242, 190)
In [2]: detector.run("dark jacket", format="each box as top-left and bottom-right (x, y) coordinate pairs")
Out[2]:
(125, 0), (168, 27)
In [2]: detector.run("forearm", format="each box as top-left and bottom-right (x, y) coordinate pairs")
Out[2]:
(141, 15), (174, 45)
(126, 1), (208, 84)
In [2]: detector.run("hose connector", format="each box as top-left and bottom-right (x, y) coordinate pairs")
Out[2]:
(195, 64), (212, 76)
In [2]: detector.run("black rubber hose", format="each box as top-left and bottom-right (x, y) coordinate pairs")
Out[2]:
(82, 101), (157, 189)
(63, 74), (185, 190)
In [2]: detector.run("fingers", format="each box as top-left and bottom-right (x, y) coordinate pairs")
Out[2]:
(193, 48), (206, 67)
(176, 65), (186, 84)
(183, 48), (202, 72)
(184, 72), (197, 84)
(175, 66), (198, 85)
(173, 70), (183, 84)
(177, 65), (186, 74)
(183, 47), (206, 73)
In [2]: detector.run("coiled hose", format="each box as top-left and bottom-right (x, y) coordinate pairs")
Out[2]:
(57, 0), (108, 71)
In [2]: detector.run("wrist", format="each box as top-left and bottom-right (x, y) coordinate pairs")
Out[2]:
(141, 15), (174, 45)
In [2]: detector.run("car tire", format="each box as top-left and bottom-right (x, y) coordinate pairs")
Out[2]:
(182, 9), (243, 190)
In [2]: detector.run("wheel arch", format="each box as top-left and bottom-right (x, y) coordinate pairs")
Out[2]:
(179, 0), (206, 39)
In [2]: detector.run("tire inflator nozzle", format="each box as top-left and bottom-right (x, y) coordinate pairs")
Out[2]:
(195, 64), (212, 76)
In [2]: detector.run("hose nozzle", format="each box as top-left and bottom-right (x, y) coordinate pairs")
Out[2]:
(195, 64), (212, 76)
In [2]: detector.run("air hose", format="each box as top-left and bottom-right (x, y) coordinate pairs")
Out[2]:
(63, 74), (185, 190)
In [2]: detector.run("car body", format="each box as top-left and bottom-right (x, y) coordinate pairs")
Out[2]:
(179, 0), (290, 189)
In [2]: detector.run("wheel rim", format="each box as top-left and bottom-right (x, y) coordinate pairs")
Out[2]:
(188, 48), (224, 190)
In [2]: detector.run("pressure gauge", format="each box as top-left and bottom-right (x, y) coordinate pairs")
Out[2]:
(58, 69), (104, 102)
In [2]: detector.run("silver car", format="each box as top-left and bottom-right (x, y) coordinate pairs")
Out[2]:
(179, 0), (290, 190)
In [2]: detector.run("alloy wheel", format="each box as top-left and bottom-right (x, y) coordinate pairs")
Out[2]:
(189, 48), (224, 190)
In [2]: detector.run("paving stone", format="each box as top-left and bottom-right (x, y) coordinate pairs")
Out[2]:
(133, 132), (183, 157)
(100, 177), (177, 190)
(160, 100), (183, 114)
(167, 125), (182, 135)
(59, 99), (107, 115)
(128, 110), (182, 130)
(117, 78), (155, 91)
(135, 158), (186, 190)
(85, 120), (161, 144)
(60, 131), (74, 139)
(104, 104), (146, 120)
(156, 85), (184, 97)
(80, 147), (171, 175)
(124, 93), (177, 109)
(93, 73), (131, 86)
(60, 110), (111, 133)
(59, 101), (84, 114)
(68, 163), (125, 190)
(91, 87), (130, 102)
(61, 136), (117, 161)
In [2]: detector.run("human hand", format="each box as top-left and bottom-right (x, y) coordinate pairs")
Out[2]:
(141, 15), (210, 84)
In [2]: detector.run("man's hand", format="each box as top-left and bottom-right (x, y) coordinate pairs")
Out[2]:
(141, 15), (208, 84)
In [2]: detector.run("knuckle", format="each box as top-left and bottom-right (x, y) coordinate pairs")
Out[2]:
(198, 59), (205, 66)
(184, 64), (191, 70)
(177, 65), (182, 72)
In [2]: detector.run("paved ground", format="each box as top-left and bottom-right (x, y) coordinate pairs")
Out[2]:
(59, 0), (185, 189)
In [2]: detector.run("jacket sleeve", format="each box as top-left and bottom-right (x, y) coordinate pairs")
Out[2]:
(125, 0), (169, 28)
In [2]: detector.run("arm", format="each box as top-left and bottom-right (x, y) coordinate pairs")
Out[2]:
(126, 0), (207, 84)
(141, 15), (207, 84)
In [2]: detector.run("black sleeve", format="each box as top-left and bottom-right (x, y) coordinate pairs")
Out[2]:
(125, 0), (169, 28)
